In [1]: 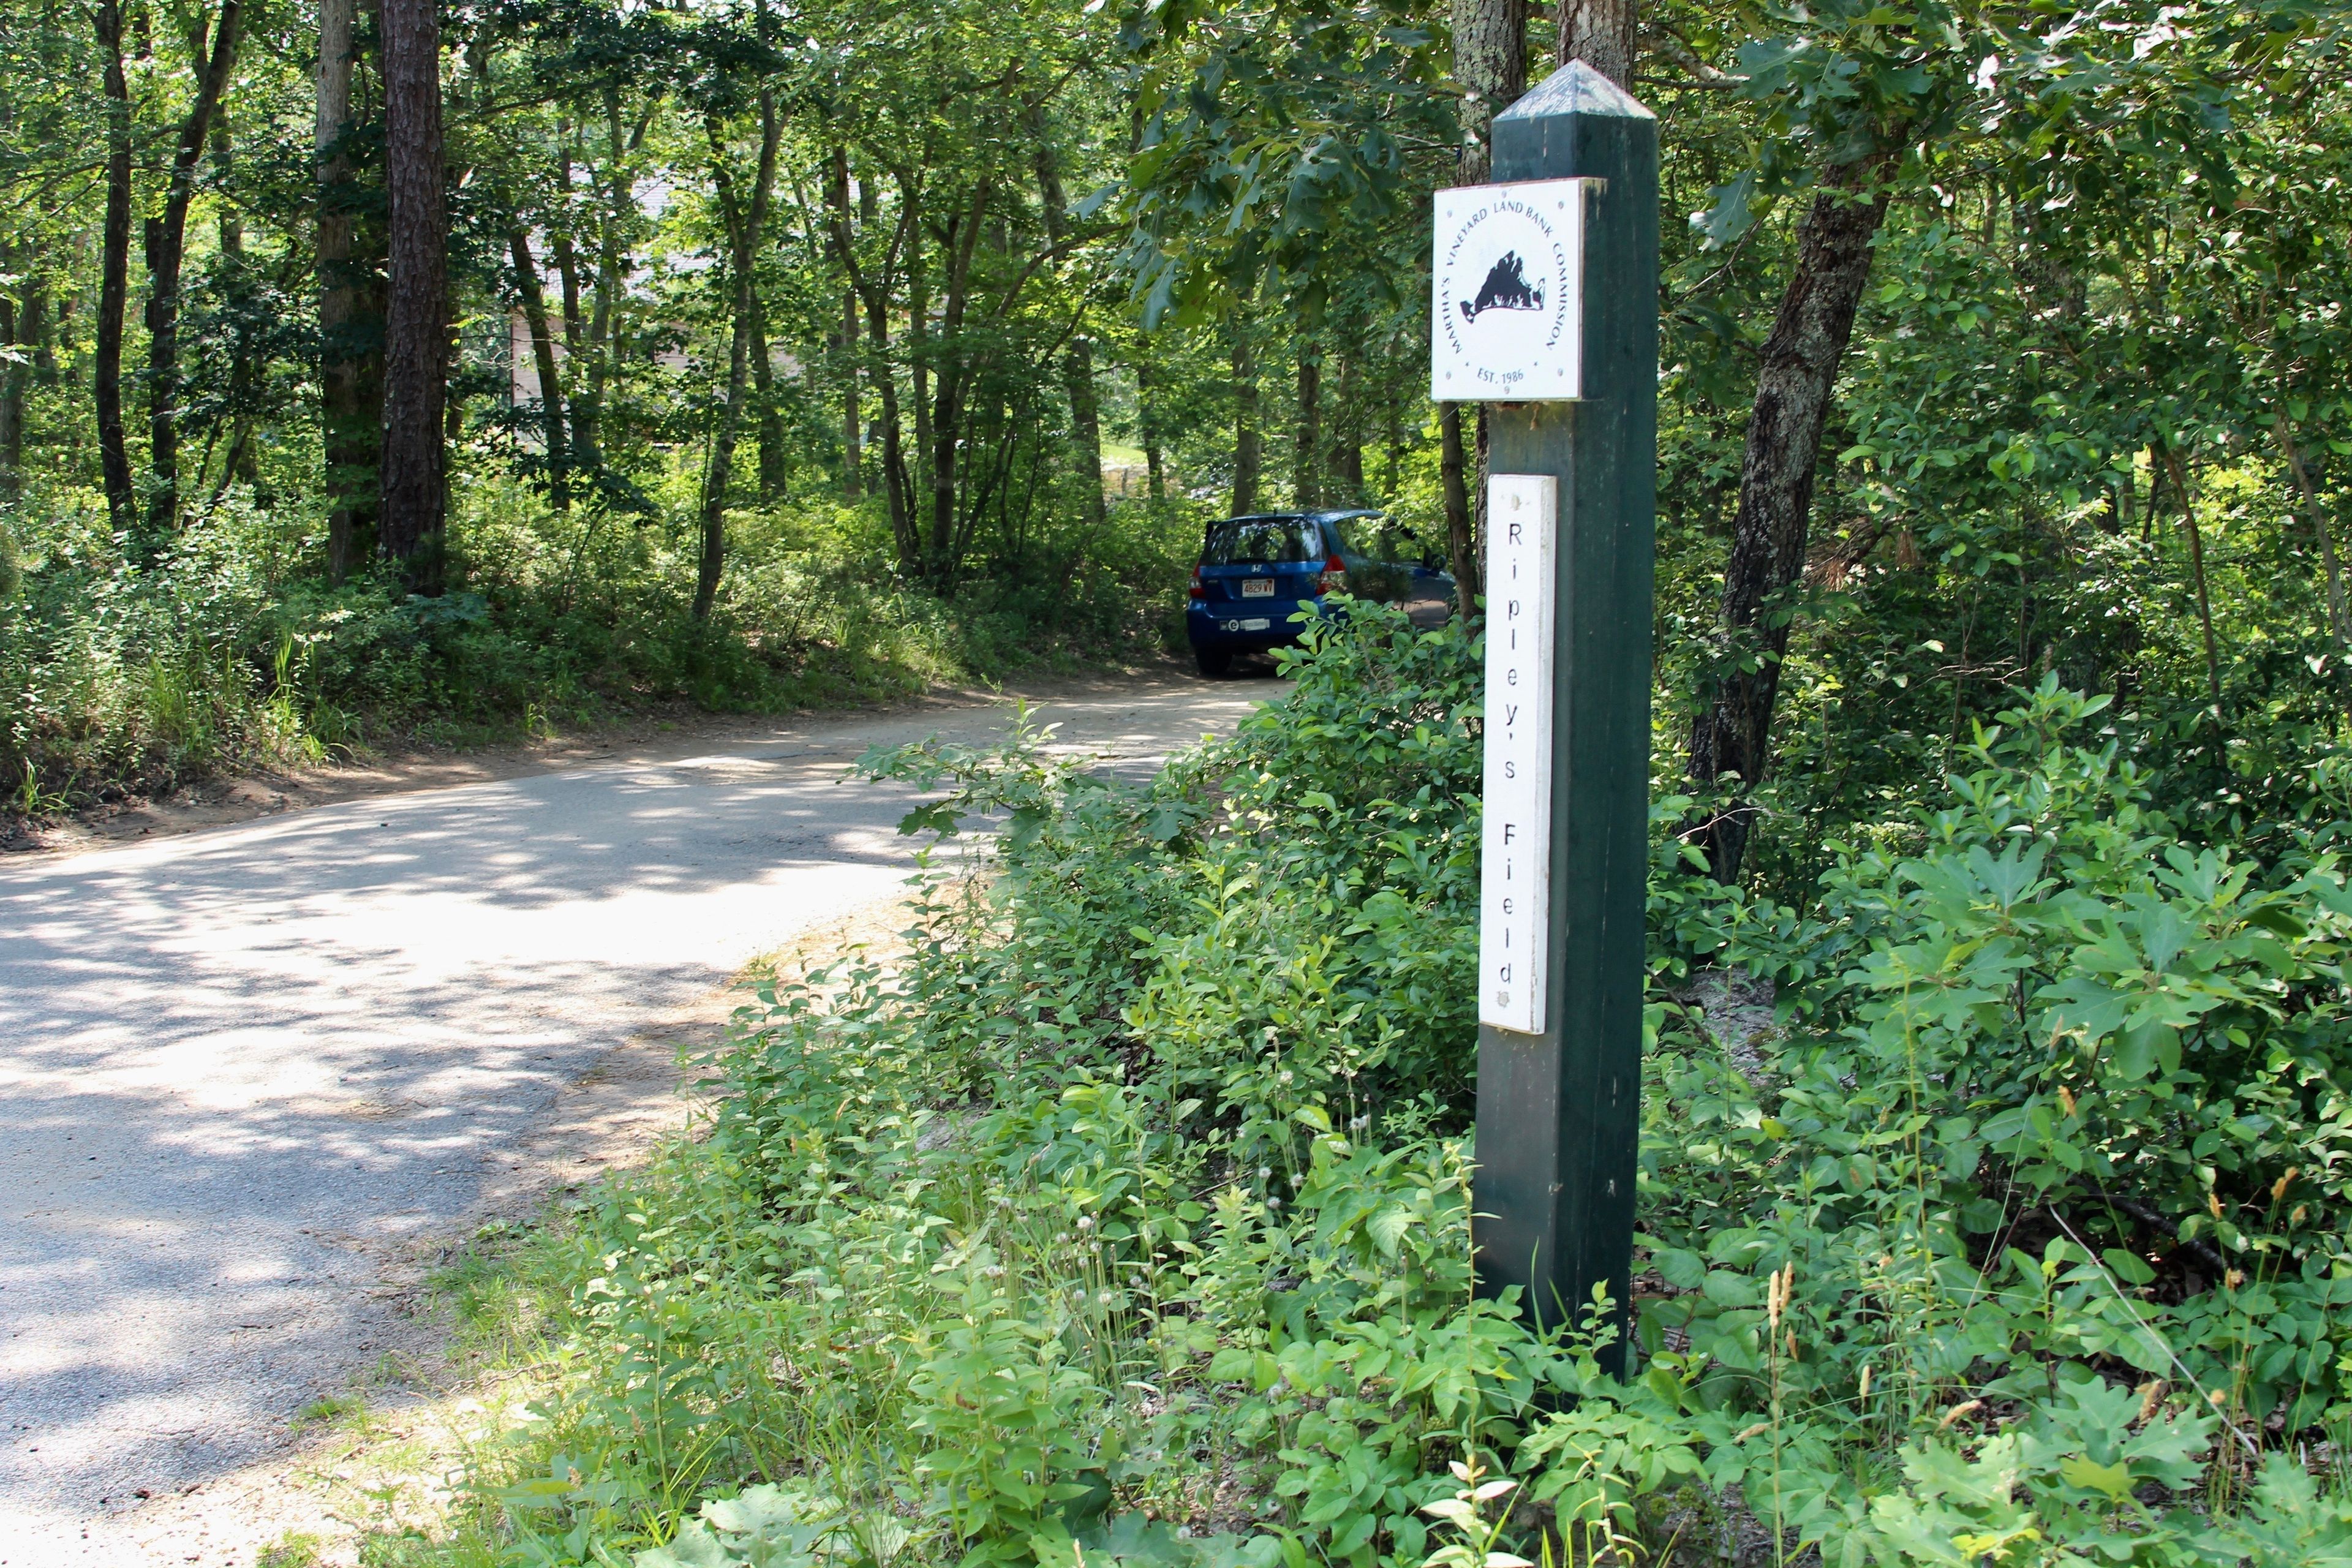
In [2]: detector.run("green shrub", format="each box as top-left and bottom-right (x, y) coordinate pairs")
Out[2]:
(0, 478), (1191, 813)
(393, 606), (2351, 1568)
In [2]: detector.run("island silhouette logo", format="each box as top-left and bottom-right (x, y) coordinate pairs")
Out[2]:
(1429, 178), (1588, 401)
(1460, 252), (1544, 322)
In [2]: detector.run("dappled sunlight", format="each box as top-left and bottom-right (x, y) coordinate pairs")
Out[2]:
(0, 680), (1268, 1555)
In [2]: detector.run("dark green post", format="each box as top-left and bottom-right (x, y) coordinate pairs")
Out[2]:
(1471, 63), (1657, 1364)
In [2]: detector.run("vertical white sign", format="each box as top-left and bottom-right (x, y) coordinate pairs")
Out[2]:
(1480, 475), (1556, 1036)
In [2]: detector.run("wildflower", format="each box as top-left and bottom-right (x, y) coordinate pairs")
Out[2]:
(1278, 1069), (1293, 1085)
(1077, 1215), (1094, 1231)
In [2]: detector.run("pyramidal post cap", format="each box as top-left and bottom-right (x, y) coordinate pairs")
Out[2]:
(1495, 59), (1657, 124)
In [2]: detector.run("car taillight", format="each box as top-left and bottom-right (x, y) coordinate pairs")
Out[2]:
(1188, 567), (1205, 599)
(1315, 554), (1347, 595)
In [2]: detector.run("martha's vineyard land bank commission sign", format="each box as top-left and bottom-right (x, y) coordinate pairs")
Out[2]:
(1430, 178), (1589, 402)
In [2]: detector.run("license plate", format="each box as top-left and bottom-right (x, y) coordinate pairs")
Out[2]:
(1224, 617), (1272, 632)
(1240, 578), (1275, 598)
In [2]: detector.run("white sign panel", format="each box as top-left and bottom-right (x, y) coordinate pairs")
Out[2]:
(1479, 474), (1556, 1036)
(1431, 178), (1589, 402)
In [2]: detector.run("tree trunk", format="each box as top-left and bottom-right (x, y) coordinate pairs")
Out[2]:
(2274, 413), (2350, 657)
(1687, 163), (1891, 881)
(508, 228), (568, 508)
(840, 286), (862, 499)
(94, 0), (136, 537)
(2159, 443), (2223, 711)
(1138, 355), (1165, 500)
(905, 179), (933, 513)
(1452, 0), (1525, 187)
(549, 171), (597, 478)
(1556, 0), (1636, 87)
(1326, 351), (1362, 500)
(1294, 349), (1321, 509)
(1231, 320), (1261, 514)
(0, 284), (19, 496)
(1441, 404), (1476, 604)
(823, 148), (914, 565)
(695, 94), (780, 620)
(1031, 119), (1106, 529)
(378, 0), (447, 590)
(318, 0), (380, 578)
(927, 179), (990, 584)
(579, 87), (630, 480)
(143, 1), (244, 544)
(0, 262), (37, 494)
(208, 110), (262, 496)
(1442, 0), (1524, 610)
(751, 298), (786, 500)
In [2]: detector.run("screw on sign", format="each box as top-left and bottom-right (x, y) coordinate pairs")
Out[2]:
(1437, 62), (1657, 1368)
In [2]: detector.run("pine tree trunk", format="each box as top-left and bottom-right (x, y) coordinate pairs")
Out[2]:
(377, 0), (447, 590)
(94, 0), (136, 537)
(1686, 164), (1891, 881)
(318, 0), (380, 579)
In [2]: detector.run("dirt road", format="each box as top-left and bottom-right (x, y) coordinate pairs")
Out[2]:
(0, 673), (1272, 1564)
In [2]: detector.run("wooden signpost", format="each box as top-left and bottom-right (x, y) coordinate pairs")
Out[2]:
(1433, 63), (1657, 1363)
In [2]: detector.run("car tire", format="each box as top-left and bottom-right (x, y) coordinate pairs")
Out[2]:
(1194, 648), (1233, 679)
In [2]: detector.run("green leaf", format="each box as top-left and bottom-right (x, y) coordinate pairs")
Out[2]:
(2058, 1456), (2134, 1501)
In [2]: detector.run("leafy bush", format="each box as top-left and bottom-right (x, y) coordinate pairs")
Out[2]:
(386, 605), (2351, 1568)
(0, 477), (1195, 815)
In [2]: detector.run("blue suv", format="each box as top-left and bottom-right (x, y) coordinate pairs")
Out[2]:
(1185, 510), (1455, 677)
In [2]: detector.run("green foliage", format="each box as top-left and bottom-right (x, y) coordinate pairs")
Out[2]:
(0, 477), (1193, 812)
(385, 611), (2351, 1568)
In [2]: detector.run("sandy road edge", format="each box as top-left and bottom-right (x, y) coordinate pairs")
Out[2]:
(2, 662), (1212, 863)
(67, 892), (924, 1568)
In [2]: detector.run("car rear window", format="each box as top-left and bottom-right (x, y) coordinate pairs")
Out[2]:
(1204, 518), (1320, 565)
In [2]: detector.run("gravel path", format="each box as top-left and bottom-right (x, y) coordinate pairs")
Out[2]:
(0, 674), (1271, 1564)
